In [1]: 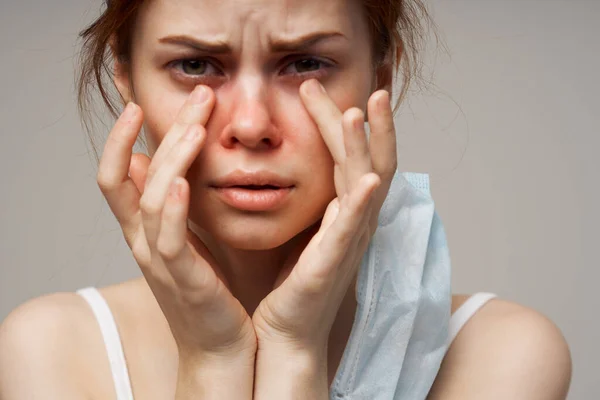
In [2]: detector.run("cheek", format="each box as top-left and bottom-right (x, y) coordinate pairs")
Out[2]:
(275, 98), (335, 172)
(134, 80), (188, 154)
(279, 109), (336, 201)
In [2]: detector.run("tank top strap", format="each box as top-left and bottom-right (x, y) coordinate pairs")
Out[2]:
(448, 292), (498, 345)
(77, 286), (134, 400)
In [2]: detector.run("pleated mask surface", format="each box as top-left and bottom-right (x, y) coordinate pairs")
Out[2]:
(329, 171), (452, 400)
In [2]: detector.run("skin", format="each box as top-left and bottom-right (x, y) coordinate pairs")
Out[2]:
(116, 0), (383, 318)
(0, 0), (573, 398)
(111, 0), (394, 397)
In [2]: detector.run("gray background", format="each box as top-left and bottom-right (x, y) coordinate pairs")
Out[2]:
(1, 1), (597, 398)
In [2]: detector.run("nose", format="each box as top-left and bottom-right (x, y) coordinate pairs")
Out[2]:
(220, 83), (282, 151)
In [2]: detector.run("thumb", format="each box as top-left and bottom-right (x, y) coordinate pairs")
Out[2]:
(128, 153), (151, 194)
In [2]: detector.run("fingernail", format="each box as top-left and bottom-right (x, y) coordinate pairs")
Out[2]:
(169, 179), (181, 200)
(306, 79), (325, 96)
(191, 86), (209, 104)
(377, 90), (390, 108)
(123, 102), (136, 119)
(184, 125), (199, 141)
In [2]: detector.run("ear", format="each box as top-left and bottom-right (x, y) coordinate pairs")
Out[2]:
(109, 35), (133, 106)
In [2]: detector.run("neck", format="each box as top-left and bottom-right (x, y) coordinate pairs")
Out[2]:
(188, 222), (359, 383)
(187, 220), (316, 316)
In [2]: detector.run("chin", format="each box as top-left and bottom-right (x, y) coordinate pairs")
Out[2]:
(189, 210), (321, 251)
(213, 216), (314, 250)
(218, 232), (289, 251)
(187, 189), (333, 251)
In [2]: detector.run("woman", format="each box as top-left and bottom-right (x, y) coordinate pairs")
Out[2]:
(0, 0), (572, 399)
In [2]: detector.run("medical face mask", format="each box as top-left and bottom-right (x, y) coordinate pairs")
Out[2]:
(329, 171), (452, 399)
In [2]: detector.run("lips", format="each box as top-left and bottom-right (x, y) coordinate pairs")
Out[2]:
(209, 170), (295, 211)
(210, 170), (295, 189)
(228, 184), (282, 189)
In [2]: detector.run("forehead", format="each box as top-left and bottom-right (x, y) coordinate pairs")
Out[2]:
(135, 0), (366, 44)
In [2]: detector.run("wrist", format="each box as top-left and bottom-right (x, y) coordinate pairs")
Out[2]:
(177, 351), (256, 400)
(254, 344), (329, 400)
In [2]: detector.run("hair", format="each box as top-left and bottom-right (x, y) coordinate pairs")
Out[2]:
(76, 0), (439, 164)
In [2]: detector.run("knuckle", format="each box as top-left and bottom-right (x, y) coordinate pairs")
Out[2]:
(145, 167), (157, 183)
(194, 124), (207, 139)
(344, 107), (364, 121)
(382, 165), (397, 180)
(121, 225), (137, 250)
(96, 171), (117, 192)
(333, 225), (354, 247)
(139, 195), (161, 215)
(176, 101), (204, 126)
(387, 161), (398, 176)
(179, 273), (217, 304)
(297, 263), (332, 294)
(180, 288), (208, 306)
(131, 239), (151, 267)
(156, 237), (180, 261)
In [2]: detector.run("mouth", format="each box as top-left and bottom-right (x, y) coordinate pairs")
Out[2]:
(209, 170), (295, 211)
(211, 185), (293, 212)
(210, 170), (295, 188)
(225, 184), (287, 190)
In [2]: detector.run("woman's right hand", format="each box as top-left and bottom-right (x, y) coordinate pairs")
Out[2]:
(96, 85), (257, 369)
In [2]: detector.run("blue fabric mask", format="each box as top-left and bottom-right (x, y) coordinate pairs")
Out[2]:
(329, 171), (452, 399)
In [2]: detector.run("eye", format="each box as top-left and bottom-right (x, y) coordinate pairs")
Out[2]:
(171, 59), (221, 78)
(281, 57), (331, 77)
(168, 56), (333, 82)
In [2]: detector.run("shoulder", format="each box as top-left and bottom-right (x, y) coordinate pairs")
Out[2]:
(0, 291), (102, 398)
(428, 295), (572, 400)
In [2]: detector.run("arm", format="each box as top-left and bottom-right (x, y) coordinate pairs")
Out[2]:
(0, 293), (257, 400)
(253, 344), (329, 400)
(0, 294), (90, 400)
(427, 299), (572, 400)
(176, 351), (256, 400)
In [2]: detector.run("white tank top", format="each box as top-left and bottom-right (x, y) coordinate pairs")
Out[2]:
(76, 287), (497, 400)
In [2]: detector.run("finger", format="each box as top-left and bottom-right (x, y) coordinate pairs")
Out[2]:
(341, 107), (372, 194)
(274, 223), (320, 290)
(298, 175), (378, 292)
(146, 85), (214, 187)
(157, 177), (209, 290)
(96, 102), (144, 246)
(129, 153), (151, 193)
(334, 165), (346, 197)
(317, 173), (380, 271)
(299, 79), (346, 164)
(367, 90), (397, 227)
(310, 198), (340, 245)
(130, 222), (176, 289)
(141, 124), (206, 247)
(367, 90), (397, 182)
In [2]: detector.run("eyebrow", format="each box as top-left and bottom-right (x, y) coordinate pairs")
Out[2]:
(157, 31), (347, 54)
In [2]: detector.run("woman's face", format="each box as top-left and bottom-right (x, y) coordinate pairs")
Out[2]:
(122, 0), (376, 250)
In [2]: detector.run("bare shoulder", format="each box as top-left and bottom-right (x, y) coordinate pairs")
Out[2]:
(428, 295), (573, 400)
(0, 290), (117, 399)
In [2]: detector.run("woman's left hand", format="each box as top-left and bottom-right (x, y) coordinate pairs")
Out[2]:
(252, 78), (398, 354)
